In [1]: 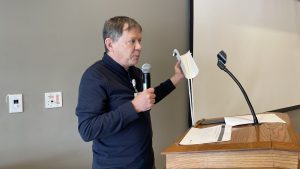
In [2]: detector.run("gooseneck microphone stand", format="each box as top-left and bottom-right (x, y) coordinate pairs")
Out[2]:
(217, 51), (259, 125)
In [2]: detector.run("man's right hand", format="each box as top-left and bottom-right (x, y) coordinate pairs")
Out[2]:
(131, 88), (156, 113)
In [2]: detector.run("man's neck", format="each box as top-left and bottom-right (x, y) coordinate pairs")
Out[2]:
(106, 52), (129, 70)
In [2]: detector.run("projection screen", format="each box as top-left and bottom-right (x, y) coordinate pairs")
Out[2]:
(191, 0), (300, 124)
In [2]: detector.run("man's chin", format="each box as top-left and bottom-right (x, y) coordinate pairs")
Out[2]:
(131, 59), (139, 65)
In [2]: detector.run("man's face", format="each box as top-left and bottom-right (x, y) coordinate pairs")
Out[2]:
(108, 25), (142, 70)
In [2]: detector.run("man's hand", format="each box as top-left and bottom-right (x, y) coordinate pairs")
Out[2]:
(131, 88), (156, 113)
(170, 61), (185, 86)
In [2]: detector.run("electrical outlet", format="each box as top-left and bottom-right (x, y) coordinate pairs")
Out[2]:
(7, 94), (23, 113)
(45, 92), (63, 109)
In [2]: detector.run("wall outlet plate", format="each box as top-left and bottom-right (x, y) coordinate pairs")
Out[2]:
(45, 92), (63, 109)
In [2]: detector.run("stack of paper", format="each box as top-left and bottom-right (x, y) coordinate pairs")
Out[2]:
(179, 125), (232, 145)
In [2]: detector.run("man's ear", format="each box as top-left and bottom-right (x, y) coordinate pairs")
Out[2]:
(104, 38), (114, 52)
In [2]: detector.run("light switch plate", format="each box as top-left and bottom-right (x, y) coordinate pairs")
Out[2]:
(7, 94), (23, 113)
(45, 92), (63, 109)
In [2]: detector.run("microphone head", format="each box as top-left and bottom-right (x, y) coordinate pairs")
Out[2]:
(141, 63), (151, 73)
(217, 50), (227, 65)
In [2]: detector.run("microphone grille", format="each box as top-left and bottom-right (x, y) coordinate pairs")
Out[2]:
(141, 63), (151, 73)
(217, 50), (227, 65)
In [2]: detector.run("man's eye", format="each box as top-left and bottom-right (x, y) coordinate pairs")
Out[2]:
(128, 40), (135, 44)
(127, 39), (141, 45)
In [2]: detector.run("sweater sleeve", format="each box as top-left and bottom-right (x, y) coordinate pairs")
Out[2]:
(76, 69), (139, 142)
(154, 79), (176, 104)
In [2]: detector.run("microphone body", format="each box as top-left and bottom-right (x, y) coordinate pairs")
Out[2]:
(141, 63), (151, 90)
(217, 51), (259, 125)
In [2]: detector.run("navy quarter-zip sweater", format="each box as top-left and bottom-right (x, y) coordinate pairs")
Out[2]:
(76, 53), (175, 169)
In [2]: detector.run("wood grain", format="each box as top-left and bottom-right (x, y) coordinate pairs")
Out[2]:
(162, 112), (300, 169)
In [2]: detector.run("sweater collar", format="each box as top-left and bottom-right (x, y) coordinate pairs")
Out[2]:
(102, 52), (134, 77)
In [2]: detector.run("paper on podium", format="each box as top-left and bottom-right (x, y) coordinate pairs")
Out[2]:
(224, 113), (286, 126)
(179, 125), (232, 145)
(173, 49), (199, 79)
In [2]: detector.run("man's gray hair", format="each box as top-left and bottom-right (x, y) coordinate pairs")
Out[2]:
(103, 16), (142, 52)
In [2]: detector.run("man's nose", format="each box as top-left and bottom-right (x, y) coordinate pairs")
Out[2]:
(135, 41), (142, 50)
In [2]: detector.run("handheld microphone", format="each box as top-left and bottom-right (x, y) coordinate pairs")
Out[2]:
(141, 63), (151, 90)
(217, 51), (259, 125)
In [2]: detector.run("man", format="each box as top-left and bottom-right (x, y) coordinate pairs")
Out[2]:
(76, 16), (184, 169)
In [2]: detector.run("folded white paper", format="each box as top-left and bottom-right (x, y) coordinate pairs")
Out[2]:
(179, 125), (232, 145)
(173, 49), (199, 79)
(224, 113), (286, 126)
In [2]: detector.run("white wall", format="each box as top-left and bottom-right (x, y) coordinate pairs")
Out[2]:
(0, 1), (189, 168)
(192, 0), (300, 121)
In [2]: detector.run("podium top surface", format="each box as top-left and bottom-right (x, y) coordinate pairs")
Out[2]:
(162, 112), (300, 154)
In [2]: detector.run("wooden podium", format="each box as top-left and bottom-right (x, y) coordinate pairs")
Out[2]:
(162, 112), (300, 169)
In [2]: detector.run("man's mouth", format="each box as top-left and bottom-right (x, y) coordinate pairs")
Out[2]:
(132, 54), (140, 59)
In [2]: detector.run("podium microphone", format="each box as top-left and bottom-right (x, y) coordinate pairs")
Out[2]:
(217, 51), (259, 125)
(142, 63), (151, 90)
